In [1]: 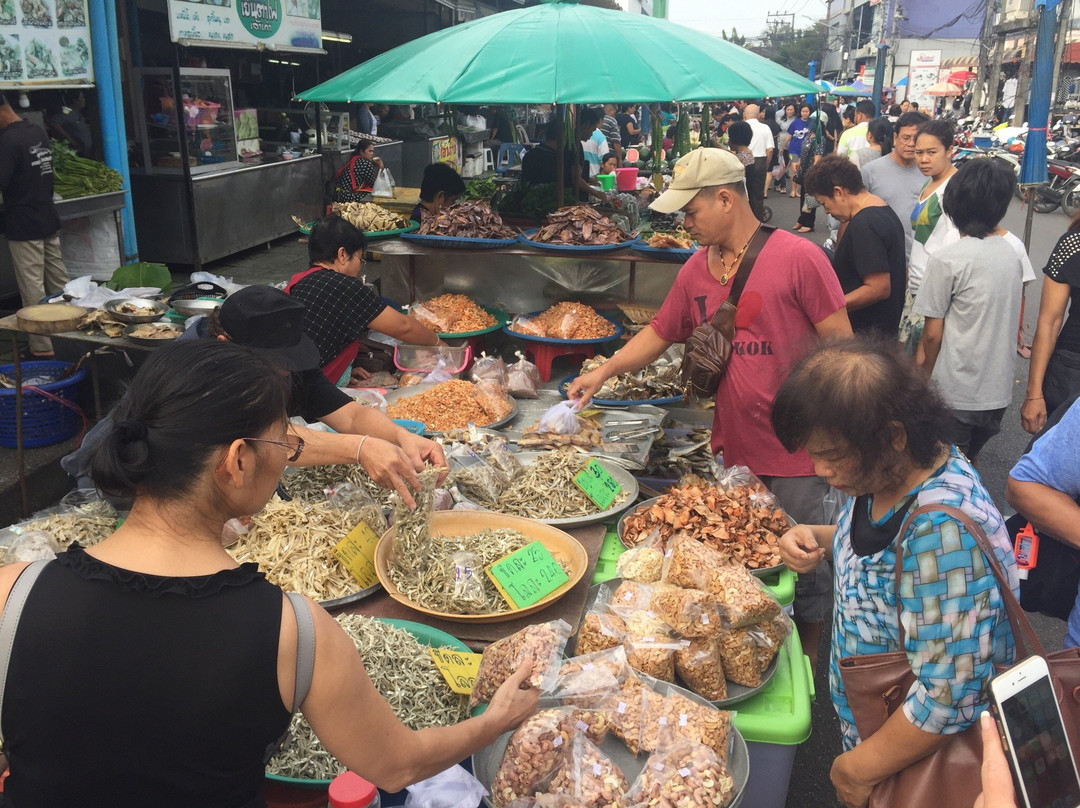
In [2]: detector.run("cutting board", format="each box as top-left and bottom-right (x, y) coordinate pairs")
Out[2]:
(15, 304), (86, 334)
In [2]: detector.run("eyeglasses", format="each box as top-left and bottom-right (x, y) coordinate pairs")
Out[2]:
(243, 436), (306, 463)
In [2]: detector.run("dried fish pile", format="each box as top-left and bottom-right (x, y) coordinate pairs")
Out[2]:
(280, 463), (394, 509)
(389, 468), (531, 614)
(332, 201), (411, 231)
(527, 205), (629, 246)
(78, 308), (125, 338)
(509, 302), (616, 340)
(491, 451), (629, 520)
(580, 353), (682, 401)
(644, 427), (718, 481)
(386, 380), (509, 432)
(621, 482), (788, 570)
(266, 614), (469, 780)
(413, 293), (496, 333)
(19, 500), (117, 549)
(227, 498), (381, 601)
(418, 200), (516, 239)
(647, 229), (696, 249)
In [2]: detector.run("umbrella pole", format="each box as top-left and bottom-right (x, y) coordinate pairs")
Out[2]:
(556, 104), (566, 209)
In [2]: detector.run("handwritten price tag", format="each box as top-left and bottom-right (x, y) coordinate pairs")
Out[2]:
(486, 540), (570, 609)
(333, 522), (381, 589)
(429, 648), (483, 695)
(573, 458), (623, 510)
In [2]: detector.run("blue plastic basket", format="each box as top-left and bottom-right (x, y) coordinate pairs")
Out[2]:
(392, 418), (426, 434)
(0, 361), (87, 448)
(973, 136), (994, 149)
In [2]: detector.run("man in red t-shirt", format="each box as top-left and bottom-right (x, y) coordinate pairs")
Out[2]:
(569, 148), (852, 671)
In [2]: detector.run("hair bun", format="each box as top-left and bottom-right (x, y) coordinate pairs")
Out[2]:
(115, 419), (148, 443)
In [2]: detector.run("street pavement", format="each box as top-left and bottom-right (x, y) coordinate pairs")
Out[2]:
(773, 189), (1071, 808)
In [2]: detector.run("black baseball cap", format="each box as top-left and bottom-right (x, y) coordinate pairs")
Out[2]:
(218, 285), (321, 372)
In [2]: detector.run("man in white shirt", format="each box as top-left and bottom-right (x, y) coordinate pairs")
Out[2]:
(743, 103), (775, 221)
(1002, 76), (1019, 123)
(837, 100), (875, 159)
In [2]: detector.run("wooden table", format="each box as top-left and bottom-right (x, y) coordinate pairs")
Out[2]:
(338, 523), (605, 649)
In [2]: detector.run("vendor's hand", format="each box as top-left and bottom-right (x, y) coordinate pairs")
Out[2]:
(779, 524), (825, 574)
(485, 656), (540, 734)
(567, 368), (608, 409)
(831, 749), (875, 808)
(975, 712), (1019, 808)
(1020, 396), (1047, 435)
(358, 436), (423, 509)
(398, 431), (449, 484)
(372, 156), (384, 169)
(350, 366), (372, 384)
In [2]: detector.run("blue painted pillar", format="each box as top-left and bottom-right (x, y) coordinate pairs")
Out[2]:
(808, 60), (818, 106)
(90, 0), (138, 261)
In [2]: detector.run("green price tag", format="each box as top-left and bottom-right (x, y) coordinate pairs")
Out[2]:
(486, 540), (570, 609)
(573, 458), (623, 510)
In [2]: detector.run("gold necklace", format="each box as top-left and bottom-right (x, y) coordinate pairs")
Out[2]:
(716, 223), (762, 285)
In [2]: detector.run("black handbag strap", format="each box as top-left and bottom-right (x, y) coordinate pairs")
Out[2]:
(709, 224), (775, 326)
(894, 503), (1046, 660)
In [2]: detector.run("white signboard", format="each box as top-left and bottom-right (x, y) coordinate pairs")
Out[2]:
(0, 0), (94, 88)
(167, 0), (322, 52)
(906, 49), (941, 112)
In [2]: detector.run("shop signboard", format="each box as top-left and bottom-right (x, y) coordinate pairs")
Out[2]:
(431, 135), (461, 172)
(167, 0), (322, 52)
(0, 0), (94, 88)
(906, 49), (941, 110)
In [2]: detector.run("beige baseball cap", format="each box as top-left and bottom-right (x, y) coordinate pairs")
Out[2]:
(649, 148), (747, 214)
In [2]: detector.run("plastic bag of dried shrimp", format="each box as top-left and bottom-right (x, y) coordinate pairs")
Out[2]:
(410, 302), (457, 333)
(510, 314), (546, 338)
(507, 351), (541, 399)
(470, 351), (508, 388)
(469, 619), (573, 709)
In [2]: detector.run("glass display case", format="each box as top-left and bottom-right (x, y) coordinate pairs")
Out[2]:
(133, 67), (240, 175)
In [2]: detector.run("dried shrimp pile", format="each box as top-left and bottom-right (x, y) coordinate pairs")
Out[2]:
(413, 294), (496, 334)
(386, 380), (508, 432)
(227, 498), (379, 601)
(489, 451), (629, 520)
(280, 463), (394, 509)
(580, 353), (681, 401)
(266, 614), (468, 780)
(332, 201), (411, 231)
(646, 229), (696, 249)
(19, 509), (117, 550)
(509, 302), (616, 340)
(526, 205), (629, 246)
(418, 200), (516, 239)
(621, 482), (789, 570)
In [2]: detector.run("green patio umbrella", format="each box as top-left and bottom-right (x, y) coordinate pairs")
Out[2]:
(296, 0), (818, 104)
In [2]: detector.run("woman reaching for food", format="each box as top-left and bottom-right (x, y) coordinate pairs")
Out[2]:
(0, 340), (539, 806)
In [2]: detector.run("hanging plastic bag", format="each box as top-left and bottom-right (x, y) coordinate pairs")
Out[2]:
(537, 400), (581, 435)
(506, 351), (541, 399)
(422, 359), (454, 384)
(373, 167), (396, 198)
(470, 351), (508, 388)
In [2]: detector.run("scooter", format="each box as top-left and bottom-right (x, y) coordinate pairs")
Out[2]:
(1031, 159), (1080, 216)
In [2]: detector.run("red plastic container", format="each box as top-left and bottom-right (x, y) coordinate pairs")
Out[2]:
(615, 167), (638, 191)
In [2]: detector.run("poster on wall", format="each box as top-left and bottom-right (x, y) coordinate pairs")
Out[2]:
(906, 49), (941, 112)
(167, 0), (323, 52)
(0, 0), (94, 88)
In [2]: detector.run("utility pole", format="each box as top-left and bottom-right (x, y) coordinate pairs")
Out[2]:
(766, 11), (797, 44)
(1013, 24), (1037, 125)
(973, 0), (998, 111)
(1051, 0), (1075, 113)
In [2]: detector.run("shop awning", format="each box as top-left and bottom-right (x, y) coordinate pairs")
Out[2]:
(295, 0), (818, 104)
(940, 55), (979, 68)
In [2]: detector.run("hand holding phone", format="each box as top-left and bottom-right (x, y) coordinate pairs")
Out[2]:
(977, 712), (1019, 808)
(990, 656), (1080, 808)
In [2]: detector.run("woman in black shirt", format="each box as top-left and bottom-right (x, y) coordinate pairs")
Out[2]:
(804, 155), (907, 335)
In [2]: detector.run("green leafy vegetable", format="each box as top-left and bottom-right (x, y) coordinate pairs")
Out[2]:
(51, 138), (124, 200)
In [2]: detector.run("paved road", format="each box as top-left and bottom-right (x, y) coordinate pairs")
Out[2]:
(770, 190), (1072, 808)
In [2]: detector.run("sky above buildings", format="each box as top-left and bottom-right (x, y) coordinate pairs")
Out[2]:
(622, 0), (831, 40)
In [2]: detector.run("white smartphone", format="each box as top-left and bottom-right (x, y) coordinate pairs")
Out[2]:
(990, 655), (1080, 808)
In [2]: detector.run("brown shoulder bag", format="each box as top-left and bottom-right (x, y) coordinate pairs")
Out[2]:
(838, 503), (1080, 808)
(680, 225), (774, 402)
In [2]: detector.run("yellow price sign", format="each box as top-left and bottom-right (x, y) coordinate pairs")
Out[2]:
(333, 522), (381, 589)
(429, 647), (483, 695)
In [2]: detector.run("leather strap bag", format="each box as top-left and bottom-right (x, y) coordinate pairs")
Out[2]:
(680, 225), (774, 401)
(838, 503), (1080, 808)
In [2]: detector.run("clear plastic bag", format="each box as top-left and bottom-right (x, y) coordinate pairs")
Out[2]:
(550, 310), (581, 340)
(576, 610), (627, 657)
(615, 530), (664, 583)
(675, 636), (728, 702)
(602, 674), (648, 755)
(422, 359), (455, 384)
(4, 531), (59, 563)
(432, 488), (456, 511)
(537, 400), (581, 435)
(343, 388), (389, 411)
(623, 741), (737, 808)
(644, 691), (732, 760)
(542, 732), (628, 808)
(469, 619), (573, 709)
(622, 612), (682, 682)
(472, 379), (514, 422)
(449, 550), (487, 607)
(648, 586), (722, 638)
(715, 611), (791, 688)
(510, 314), (547, 338)
(410, 302), (457, 333)
(491, 709), (580, 808)
(448, 444), (505, 508)
(480, 437), (523, 486)
(549, 646), (631, 708)
(0, 489), (119, 551)
(373, 167), (396, 198)
(714, 464), (795, 529)
(507, 351), (541, 399)
(700, 565), (781, 629)
(470, 351), (508, 388)
(662, 532), (727, 590)
(327, 482), (389, 534)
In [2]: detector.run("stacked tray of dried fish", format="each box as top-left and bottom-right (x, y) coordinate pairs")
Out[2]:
(417, 200), (517, 239)
(525, 205), (631, 246)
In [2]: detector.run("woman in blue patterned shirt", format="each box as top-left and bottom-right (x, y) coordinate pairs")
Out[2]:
(771, 336), (1019, 808)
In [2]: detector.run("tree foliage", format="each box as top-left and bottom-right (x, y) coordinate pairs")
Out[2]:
(749, 20), (827, 76)
(720, 27), (747, 47)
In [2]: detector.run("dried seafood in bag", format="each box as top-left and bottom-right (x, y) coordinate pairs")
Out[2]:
(701, 564), (781, 628)
(508, 302), (616, 341)
(416, 293), (497, 334)
(674, 637), (727, 702)
(641, 692), (732, 760)
(603, 674), (648, 755)
(469, 620), (573, 709)
(616, 545), (665, 583)
(507, 351), (541, 399)
(623, 612), (681, 682)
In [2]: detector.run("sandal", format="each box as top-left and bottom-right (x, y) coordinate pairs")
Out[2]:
(789, 192), (798, 198)
(795, 226), (814, 233)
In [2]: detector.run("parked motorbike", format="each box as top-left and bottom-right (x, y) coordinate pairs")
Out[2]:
(1030, 159), (1080, 216)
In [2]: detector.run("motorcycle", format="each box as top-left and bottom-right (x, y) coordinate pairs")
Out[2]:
(1030, 159), (1080, 216)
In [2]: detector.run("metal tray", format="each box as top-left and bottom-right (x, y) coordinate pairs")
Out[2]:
(318, 581), (382, 610)
(401, 232), (518, 249)
(578, 579), (779, 707)
(630, 242), (700, 262)
(122, 322), (184, 346)
(383, 382), (519, 436)
(498, 451), (640, 528)
(472, 674), (750, 808)
(503, 314), (625, 346)
(559, 374), (684, 407)
(517, 228), (638, 254)
(617, 496), (786, 578)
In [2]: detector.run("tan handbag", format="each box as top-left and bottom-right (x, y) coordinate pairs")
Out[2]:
(680, 225), (774, 402)
(838, 503), (1080, 808)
